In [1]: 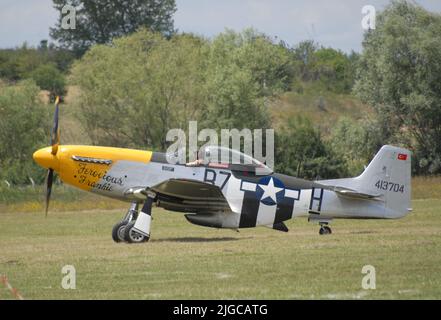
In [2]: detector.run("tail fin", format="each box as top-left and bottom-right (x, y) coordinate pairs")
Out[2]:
(356, 145), (412, 218)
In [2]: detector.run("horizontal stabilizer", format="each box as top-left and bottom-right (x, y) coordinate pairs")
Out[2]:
(332, 186), (382, 200)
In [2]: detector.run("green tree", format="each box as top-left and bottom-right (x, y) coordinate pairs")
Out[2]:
(50, 0), (177, 55)
(70, 30), (207, 150)
(275, 117), (347, 179)
(70, 29), (293, 150)
(15, 43), (48, 79)
(204, 64), (266, 130)
(354, 1), (441, 174)
(312, 48), (356, 93)
(30, 63), (66, 101)
(329, 117), (385, 176)
(0, 43), (75, 83)
(0, 50), (20, 81)
(292, 40), (318, 82)
(0, 80), (51, 185)
(291, 41), (356, 94)
(203, 29), (294, 130)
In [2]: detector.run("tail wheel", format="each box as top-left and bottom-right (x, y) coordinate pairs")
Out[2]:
(124, 221), (149, 243)
(112, 221), (129, 243)
(319, 226), (332, 235)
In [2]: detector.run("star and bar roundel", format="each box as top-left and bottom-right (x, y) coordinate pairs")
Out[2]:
(241, 176), (300, 206)
(255, 176), (285, 205)
(238, 176), (301, 228)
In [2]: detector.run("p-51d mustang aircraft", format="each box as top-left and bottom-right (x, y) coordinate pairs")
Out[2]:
(33, 98), (412, 243)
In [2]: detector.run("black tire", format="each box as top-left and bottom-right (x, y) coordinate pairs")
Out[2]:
(112, 220), (129, 243)
(124, 221), (149, 243)
(319, 226), (331, 235)
(319, 226), (332, 236)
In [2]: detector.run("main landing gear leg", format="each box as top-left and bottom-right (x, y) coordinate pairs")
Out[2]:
(319, 222), (332, 235)
(124, 191), (156, 243)
(112, 202), (139, 243)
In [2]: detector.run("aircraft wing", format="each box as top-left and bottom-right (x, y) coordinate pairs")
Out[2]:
(125, 179), (231, 214)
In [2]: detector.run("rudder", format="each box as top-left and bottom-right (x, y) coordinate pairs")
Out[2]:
(357, 145), (412, 218)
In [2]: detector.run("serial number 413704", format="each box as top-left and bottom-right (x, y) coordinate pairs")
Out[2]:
(375, 180), (404, 193)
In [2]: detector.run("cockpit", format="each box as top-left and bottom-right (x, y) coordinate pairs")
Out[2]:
(187, 146), (273, 175)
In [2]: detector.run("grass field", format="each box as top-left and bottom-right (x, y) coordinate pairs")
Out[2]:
(1, 180), (441, 299)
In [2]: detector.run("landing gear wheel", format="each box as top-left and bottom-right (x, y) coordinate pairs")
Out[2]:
(319, 226), (332, 235)
(124, 221), (149, 243)
(112, 220), (129, 243)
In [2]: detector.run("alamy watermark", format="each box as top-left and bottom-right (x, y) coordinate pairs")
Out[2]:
(61, 265), (76, 290)
(61, 5), (76, 30)
(362, 5), (376, 30)
(361, 265), (376, 290)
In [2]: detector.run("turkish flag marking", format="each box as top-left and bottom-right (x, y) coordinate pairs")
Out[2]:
(398, 154), (408, 161)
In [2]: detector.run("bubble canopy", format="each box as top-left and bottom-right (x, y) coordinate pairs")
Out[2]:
(198, 146), (273, 175)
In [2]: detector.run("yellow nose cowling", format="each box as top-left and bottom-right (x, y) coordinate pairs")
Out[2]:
(33, 146), (60, 171)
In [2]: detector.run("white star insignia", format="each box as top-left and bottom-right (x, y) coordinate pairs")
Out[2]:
(259, 177), (284, 203)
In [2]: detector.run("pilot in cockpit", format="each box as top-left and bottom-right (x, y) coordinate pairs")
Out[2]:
(185, 148), (209, 167)
(186, 158), (204, 167)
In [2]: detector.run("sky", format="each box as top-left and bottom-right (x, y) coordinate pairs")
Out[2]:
(1, 0), (441, 52)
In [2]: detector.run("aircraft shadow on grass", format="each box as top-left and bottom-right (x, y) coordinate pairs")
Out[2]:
(151, 236), (251, 243)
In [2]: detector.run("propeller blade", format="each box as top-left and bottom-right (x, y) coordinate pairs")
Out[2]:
(51, 96), (60, 155)
(45, 97), (60, 216)
(45, 169), (54, 217)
